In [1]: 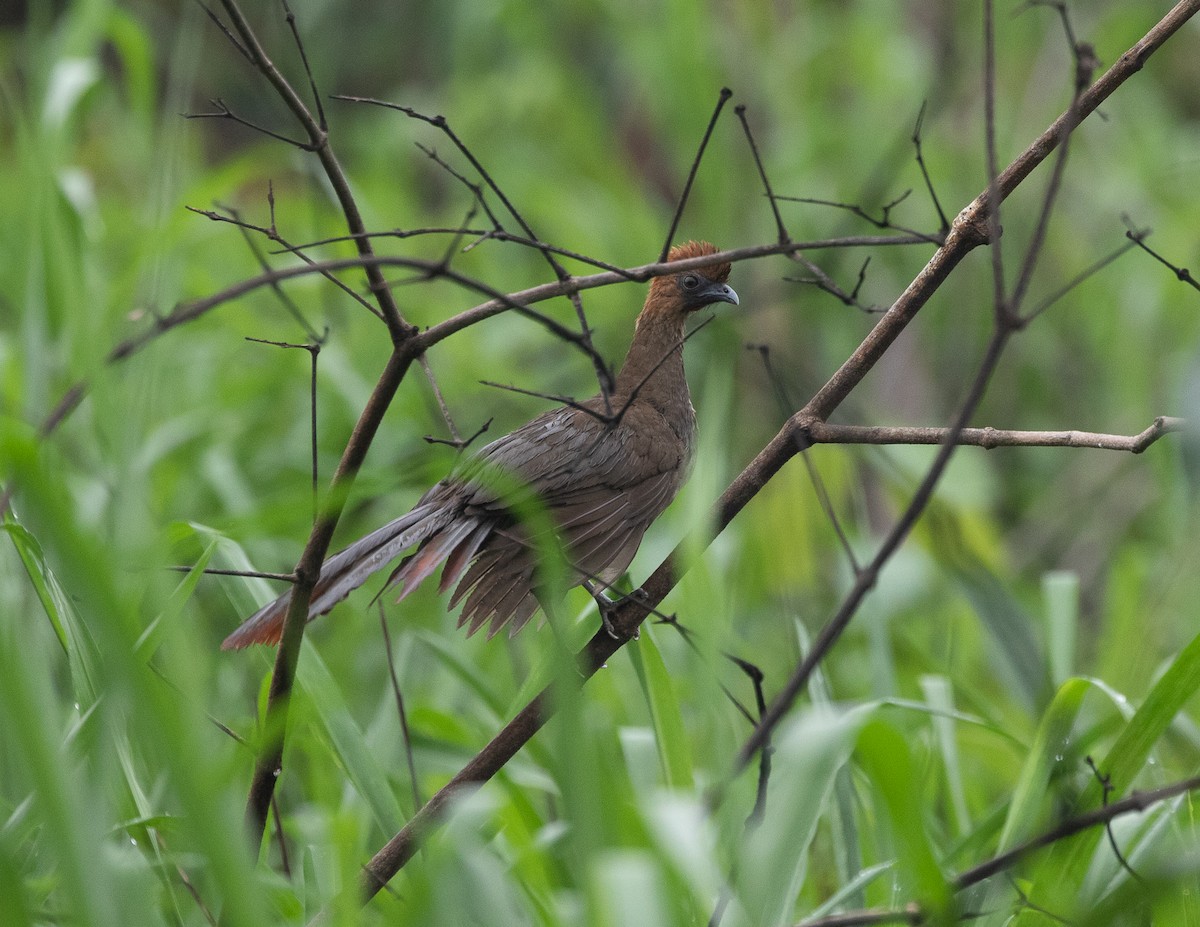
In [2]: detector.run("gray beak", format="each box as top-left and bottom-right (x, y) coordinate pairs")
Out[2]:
(699, 282), (739, 307)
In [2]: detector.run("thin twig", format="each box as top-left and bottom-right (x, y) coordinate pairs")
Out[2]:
(786, 257), (881, 313)
(654, 615), (761, 726)
(185, 99), (314, 149)
(661, 87), (734, 261)
(1086, 756), (1143, 883)
(415, 143), (504, 231)
(952, 775), (1200, 889)
(187, 194), (386, 324)
(334, 95), (614, 398)
(277, 225), (644, 278)
(1024, 237), (1137, 322)
(1125, 224), (1200, 293)
(279, 0), (325, 131)
(746, 343), (860, 573)
(776, 190), (941, 246)
(380, 603), (423, 812)
(912, 101), (950, 233)
(1011, 16), (1097, 315)
(736, 103), (789, 244)
(166, 566), (298, 583)
(424, 417), (492, 451)
(221, 198), (324, 339)
(778, 226), (880, 314)
(245, 337), (322, 519)
(417, 354), (463, 447)
(195, 0), (252, 62)
(270, 796), (292, 879)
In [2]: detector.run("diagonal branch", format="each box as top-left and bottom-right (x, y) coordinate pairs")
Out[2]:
(790, 773), (1200, 927)
(728, 0), (1095, 783)
(337, 0), (1200, 904)
(661, 87), (734, 261)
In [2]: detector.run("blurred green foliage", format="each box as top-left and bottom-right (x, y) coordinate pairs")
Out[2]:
(1, 1), (1199, 924)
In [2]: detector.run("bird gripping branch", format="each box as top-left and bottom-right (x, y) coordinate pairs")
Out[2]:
(222, 241), (738, 648)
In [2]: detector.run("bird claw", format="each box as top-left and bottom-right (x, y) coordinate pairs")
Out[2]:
(587, 582), (645, 641)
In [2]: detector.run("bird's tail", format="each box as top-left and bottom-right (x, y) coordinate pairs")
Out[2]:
(220, 502), (458, 649)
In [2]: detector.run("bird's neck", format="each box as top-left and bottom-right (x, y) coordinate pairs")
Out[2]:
(614, 308), (692, 419)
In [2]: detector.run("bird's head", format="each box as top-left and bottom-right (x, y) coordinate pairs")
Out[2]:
(645, 241), (739, 318)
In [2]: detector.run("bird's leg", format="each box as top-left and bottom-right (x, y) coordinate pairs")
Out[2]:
(583, 580), (644, 641)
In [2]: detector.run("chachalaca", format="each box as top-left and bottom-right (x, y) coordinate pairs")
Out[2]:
(222, 241), (737, 649)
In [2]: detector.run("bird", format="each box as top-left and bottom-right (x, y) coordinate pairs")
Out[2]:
(222, 241), (738, 649)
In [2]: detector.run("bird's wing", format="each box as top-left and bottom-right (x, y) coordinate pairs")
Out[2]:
(438, 399), (690, 637)
(456, 400), (688, 510)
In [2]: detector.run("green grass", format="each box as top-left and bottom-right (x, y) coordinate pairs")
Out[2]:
(2, 2), (1200, 924)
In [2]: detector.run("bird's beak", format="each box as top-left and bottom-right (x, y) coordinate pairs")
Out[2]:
(700, 282), (739, 307)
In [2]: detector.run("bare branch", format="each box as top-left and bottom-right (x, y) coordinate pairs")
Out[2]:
(1025, 237), (1137, 322)
(952, 775), (1200, 889)
(185, 99), (313, 149)
(417, 354), (463, 448)
(225, 197), (327, 338)
(194, 1), (253, 63)
(415, 143), (505, 231)
(166, 566), (297, 583)
(423, 417), (492, 452)
(1086, 756), (1144, 883)
(479, 380), (613, 425)
(246, 336), (323, 520)
(332, 94), (614, 396)
(983, 0), (1007, 313)
(792, 774), (1200, 927)
(279, 0), (326, 131)
(186, 201), (385, 323)
(746, 343), (860, 573)
(661, 87), (734, 261)
(1126, 224), (1200, 293)
(1011, 15), (1097, 315)
(736, 103), (789, 245)
(912, 101), (950, 234)
(727, 0), (1115, 780)
(215, 0), (412, 342)
(806, 417), (1185, 454)
(775, 190), (942, 246)
(785, 256), (882, 313)
(277, 226), (646, 279)
(379, 603), (423, 812)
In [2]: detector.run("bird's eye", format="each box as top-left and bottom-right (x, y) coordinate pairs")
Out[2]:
(681, 273), (700, 289)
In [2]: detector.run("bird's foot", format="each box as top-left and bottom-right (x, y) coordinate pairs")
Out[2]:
(585, 582), (646, 641)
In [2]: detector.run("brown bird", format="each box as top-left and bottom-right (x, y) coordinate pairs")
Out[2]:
(222, 241), (737, 649)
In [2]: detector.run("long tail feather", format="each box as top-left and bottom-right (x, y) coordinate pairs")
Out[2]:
(381, 517), (482, 603)
(437, 522), (492, 594)
(221, 502), (454, 649)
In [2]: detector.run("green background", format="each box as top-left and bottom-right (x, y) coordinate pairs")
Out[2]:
(1, 1), (1199, 924)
